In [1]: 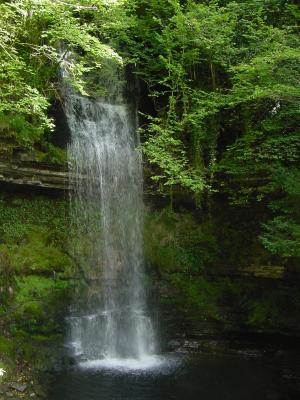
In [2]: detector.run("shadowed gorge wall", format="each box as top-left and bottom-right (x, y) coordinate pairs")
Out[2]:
(0, 3), (299, 396)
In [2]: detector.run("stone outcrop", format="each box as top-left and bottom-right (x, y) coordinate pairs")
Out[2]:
(0, 139), (69, 190)
(0, 160), (69, 190)
(208, 264), (286, 280)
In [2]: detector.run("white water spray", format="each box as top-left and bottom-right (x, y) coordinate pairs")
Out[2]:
(64, 68), (157, 368)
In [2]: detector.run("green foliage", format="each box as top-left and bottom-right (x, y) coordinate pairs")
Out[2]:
(0, 0), (121, 147)
(1, 0), (299, 265)
(247, 297), (280, 327)
(0, 336), (14, 358)
(107, 0), (299, 201)
(170, 274), (223, 321)
(7, 228), (71, 274)
(246, 284), (300, 331)
(39, 142), (68, 164)
(141, 116), (205, 193)
(144, 208), (218, 274)
(103, 1), (300, 268)
(0, 196), (68, 242)
(259, 168), (300, 260)
(111, 0), (300, 265)
(261, 217), (300, 258)
(144, 208), (222, 320)
(0, 113), (44, 147)
(0, 195), (73, 337)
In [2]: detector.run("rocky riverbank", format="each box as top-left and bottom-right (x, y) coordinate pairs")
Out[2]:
(0, 357), (46, 400)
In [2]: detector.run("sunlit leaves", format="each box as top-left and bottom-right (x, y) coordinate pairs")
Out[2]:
(0, 0), (121, 146)
(141, 115), (205, 193)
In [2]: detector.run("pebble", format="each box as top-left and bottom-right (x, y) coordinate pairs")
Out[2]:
(9, 382), (27, 392)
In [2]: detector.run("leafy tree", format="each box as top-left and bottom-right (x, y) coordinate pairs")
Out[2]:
(102, 0), (300, 262)
(0, 0), (120, 147)
(1, 0), (299, 264)
(106, 1), (299, 200)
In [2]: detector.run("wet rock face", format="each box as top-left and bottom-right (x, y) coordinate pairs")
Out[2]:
(0, 128), (70, 190)
(0, 143), (69, 190)
(167, 340), (182, 351)
(0, 160), (69, 190)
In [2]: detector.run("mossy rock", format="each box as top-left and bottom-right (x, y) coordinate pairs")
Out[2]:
(9, 228), (72, 274)
(0, 337), (14, 358)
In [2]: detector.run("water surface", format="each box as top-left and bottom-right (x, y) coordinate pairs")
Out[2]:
(48, 354), (288, 400)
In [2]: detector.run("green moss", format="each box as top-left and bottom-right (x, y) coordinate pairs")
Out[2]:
(9, 228), (71, 274)
(0, 336), (14, 358)
(39, 143), (68, 164)
(9, 275), (71, 336)
(247, 298), (279, 326)
(171, 274), (223, 320)
(144, 207), (300, 332)
(144, 208), (218, 274)
(245, 285), (300, 331)
(0, 196), (69, 243)
(0, 194), (74, 341)
(15, 275), (69, 303)
(144, 208), (223, 320)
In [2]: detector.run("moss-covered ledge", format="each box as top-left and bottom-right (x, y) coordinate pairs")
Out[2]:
(0, 131), (69, 190)
(0, 160), (69, 190)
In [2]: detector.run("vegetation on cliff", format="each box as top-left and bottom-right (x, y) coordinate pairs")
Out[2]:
(0, 0), (300, 375)
(110, 0), (300, 268)
(0, 0), (120, 149)
(1, 0), (299, 263)
(0, 194), (72, 372)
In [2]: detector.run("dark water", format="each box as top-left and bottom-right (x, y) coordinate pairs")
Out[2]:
(47, 354), (292, 400)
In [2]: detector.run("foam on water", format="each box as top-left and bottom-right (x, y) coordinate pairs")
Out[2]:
(78, 355), (169, 372)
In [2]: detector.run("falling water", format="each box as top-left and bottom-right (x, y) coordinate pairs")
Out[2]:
(63, 68), (157, 368)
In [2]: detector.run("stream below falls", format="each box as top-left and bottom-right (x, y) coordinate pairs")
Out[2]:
(47, 353), (296, 400)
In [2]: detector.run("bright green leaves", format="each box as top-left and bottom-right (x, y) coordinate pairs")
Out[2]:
(261, 216), (300, 259)
(141, 114), (205, 193)
(230, 43), (300, 104)
(259, 167), (300, 260)
(115, 0), (300, 202)
(0, 0), (299, 264)
(0, 0), (121, 147)
(0, 195), (72, 337)
(107, 0), (300, 263)
(121, 1), (239, 195)
(181, 3), (237, 67)
(0, 1), (53, 142)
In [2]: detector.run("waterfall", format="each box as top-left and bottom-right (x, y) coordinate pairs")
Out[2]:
(63, 69), (157, 366)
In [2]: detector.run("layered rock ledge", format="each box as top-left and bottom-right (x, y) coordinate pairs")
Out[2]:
(0, 161), (69, 190)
